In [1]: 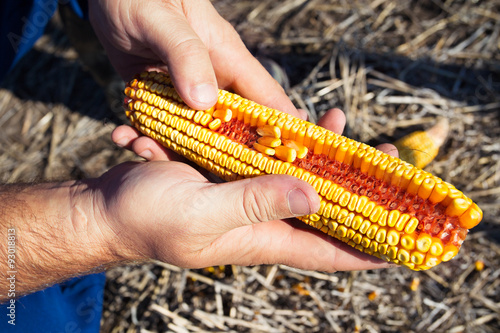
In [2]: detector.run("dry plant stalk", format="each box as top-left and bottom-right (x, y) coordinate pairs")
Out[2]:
(124, 71), (483, 271)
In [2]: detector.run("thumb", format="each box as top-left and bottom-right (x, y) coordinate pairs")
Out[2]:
(197, 175), (321, 231)
(141, 2), (218, 110)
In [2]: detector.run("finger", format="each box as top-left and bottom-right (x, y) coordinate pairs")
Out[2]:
(131, 137), (184, 161)
(376, 143), (399, 158)
(112, 125), (182, 161)
(316, 109), (398, 158)
(252, 221), (392, 271)
(262, 220), (392, 271)
(207, 31), (299, 116)
(229, 55), (299, 117)
(297, 108), (309, 121)
(317, 108), (346, 134)
(196, 175), (321, 232)
(202, 219), (392, 271)
(140, 2), (218, 110)
(111, 125), (141, 150)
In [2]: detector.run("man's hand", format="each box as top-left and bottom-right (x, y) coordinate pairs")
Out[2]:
(103, 108), (398, 271)
(89, 0), (297, 115)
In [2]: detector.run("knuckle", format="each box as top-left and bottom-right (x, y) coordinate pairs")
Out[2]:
(242, 185), (278, 224)
(171, 37), (208, 56)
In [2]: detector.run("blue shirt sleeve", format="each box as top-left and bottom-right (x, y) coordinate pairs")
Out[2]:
(0, 273), (106, 332)
(0, 0), (87, 82)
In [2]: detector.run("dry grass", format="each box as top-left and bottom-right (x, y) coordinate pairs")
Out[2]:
(1, 0), (499, 332)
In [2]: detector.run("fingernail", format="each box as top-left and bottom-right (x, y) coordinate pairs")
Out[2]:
(139, 149), (153, 160)
(190, 83), (217, 106)
(288, 188), (311, 216)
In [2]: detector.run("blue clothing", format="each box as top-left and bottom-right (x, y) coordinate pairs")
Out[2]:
(0, 0), (87, 82)
(1, 1), (105, 332)
(0, 274), (106, 332)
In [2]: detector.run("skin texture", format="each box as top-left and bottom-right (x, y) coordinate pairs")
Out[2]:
(1, 0), (399, 302)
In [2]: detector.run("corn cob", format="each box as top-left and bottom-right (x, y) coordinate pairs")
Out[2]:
(123, 71), (482, 271)
(394, 118), (450, 169)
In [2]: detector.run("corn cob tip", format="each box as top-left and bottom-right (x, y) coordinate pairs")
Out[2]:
(124, 71), (482, 271)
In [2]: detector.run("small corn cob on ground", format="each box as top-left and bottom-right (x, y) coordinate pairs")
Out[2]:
(123, 71), (483, 271)
(394, 118), (450, 169)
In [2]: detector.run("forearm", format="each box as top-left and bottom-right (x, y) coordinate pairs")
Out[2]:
(0, 180), (129, 302)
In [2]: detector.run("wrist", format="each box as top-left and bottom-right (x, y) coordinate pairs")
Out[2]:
(0, 180), (138, 298)
(29, 180), (125, 269)
(71, 178), (148, 264)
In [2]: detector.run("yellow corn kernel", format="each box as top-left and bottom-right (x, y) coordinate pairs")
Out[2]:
(411, 252), (425, 265)
(282, 139), (308, 158)
(378, 210), (388, 227)
(360, 151), (375, 174)
(407, 173), (426, 195)
(429, 182), (449, 204)
(400, 234), (416, 250)
(355, 196), (369, 214)
(338, 191), (351, 207)
(376, 244), (388, 256)
(359, 220), (371, 234)
(387, 246), (398, 259)
(257, 136), (281, 148)
(416, 234), (432, 252)
(429, 238), (444, 256)
(257, 125), (280, 138)
(352, 215), (363, 231)
(213, 108), (233, 122)
(366, 224), (379, 239)
(475, 260), (485, 271)
(275, 146), (297, 163)
(395, 214), (411, 232)
(404, 218), (419, 234)
(253, 142), (275, 156)
(347, 194), (359, 212)
(397, 249), (411, 263)
(313, 178), (324, 193)
(459, 203), (482, 229)
(375, 228), (387, 243)
(369, 206), (384, 223)
(418, 178), (436, 200)
(208, 119), (222, 130)
(361, 202), (376, 218)
(336, 225), (348, 238)
(445, 198), (470, 217)
(386, 230), (400, 246)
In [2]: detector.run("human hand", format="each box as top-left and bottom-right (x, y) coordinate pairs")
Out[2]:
(88, 0), (296, 114)
(100, 109), (397, 272)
